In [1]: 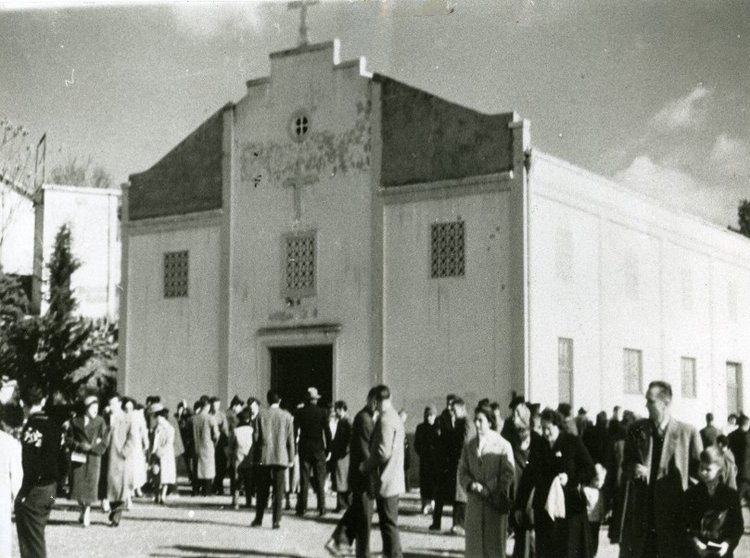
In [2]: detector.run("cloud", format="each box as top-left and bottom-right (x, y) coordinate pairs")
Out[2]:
(614, 155), (736, 226)
(710, 134), (750, 178)
(170, 3), (264, 37)
(652, 84), (713, 132)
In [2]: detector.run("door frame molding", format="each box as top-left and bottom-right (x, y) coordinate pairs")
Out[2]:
(256, 324), (341, 405)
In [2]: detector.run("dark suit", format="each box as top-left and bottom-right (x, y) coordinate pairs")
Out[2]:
(330, 416), (352, 510)
(332, 406), (376, 558)
(619, 417), (702, 558)
(294, 402), (332, 514)
(516, 431), (596, 558)
(254, 405), (295, 526)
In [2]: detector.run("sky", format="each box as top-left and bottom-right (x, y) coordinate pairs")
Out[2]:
(1, 0), (748, 227)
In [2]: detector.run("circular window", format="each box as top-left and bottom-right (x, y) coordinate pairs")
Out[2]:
(289, 109), (311, 142)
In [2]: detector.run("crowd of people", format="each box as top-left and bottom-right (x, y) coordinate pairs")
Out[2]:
(0, 378), (748, 558)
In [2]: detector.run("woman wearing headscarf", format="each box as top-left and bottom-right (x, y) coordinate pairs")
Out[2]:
(458, 402), (515, 557)
(516, 408), (596, 558)
(66, 395), (108, 526)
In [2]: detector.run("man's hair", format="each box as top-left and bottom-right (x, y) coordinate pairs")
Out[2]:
(699, 446), (725, 471)
(209, 396), (220, 404)
(230, 395), (244, 408)
(198, 395), (211, 408)
(647, 381), (673, 402)
(477, 398), (490, 407)
(556, 402), (572, 418)
(540, 407), (564, 429)
(706, 412), (714, 423)
(366, 386), (380, 403)
(728, 413), (738, 422)
(452, 397), (465, 408)
(237, 408), (252, 425)
(717, 434), (729, 448)
(490, 401), (501, 413)
(109, 392), (121, 403)
(146, 395), (161, 405)
(613, 405), (621, 412)
(446, 393), (457, 405)
(740, 414), (750, 427)
(20, 384), (46, 407)
(267, 390), (281, 405)
(334, 400), (347, 412)
(372, 385), (390, 403)
(246, 396), (260, 408)
(0, 403), (24, 428)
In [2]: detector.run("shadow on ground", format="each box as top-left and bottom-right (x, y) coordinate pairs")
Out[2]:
(155, 545), (310, 557)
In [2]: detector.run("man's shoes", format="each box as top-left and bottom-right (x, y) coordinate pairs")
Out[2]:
(251, 519), (262, 527)
(317, 510), (327, 518)
(272, 522), (280, 529)
(295, 509), (304, 517)
(450, 525), (465, 536)
(324, 538), (342, 557)
(428, 523), (441, 531)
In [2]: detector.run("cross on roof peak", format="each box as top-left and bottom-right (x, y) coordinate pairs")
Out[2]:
(288, 0), (319, 47)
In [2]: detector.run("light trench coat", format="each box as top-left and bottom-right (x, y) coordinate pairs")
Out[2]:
(0, 431), (22, 558)
(458, 429), (515, 558)
(152, 421), (176, 485)
(107, 412), (135, 502)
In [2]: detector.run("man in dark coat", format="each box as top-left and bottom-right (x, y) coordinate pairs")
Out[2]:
(295, 386), (332, 516)
(430, 394), (456, 531)
(619, 381), (702, 558)
(700, 412), (719, 449)
(414, 405), (440, 514)
(330, 400), (352, 512)
(15, 384), (64, 558)
(325, 387), (378, 557)
(727, 414), (750, 504)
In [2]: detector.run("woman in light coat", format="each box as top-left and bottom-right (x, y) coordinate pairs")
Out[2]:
(458, 402), (515, 558)
(150, 406), (176, 504)
(126, 401), (149, 497)
(0, 404), (23, 558)
(67, 395), (108, 526)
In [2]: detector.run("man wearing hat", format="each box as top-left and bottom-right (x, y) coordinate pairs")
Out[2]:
(294, 386), (332, 517)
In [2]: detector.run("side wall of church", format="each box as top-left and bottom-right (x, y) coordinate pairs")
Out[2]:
(528, 152), (750, 426)
(227, 45), (374, 407)
(123, 222), (223, 403)
(382, 182), (515, 425)
(0, 185), (34, 276)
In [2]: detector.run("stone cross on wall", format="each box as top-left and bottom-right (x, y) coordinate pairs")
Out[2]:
(288, 0), (319, 47)
(283, 174), (316, 221)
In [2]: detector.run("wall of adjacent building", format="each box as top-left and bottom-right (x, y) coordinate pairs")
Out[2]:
(528, 152), (750, 425)
(0, 183), (34, 276)
(37, 185), (120, 319)
(227, 43), (375, 407)
(122, 220), (222, 403)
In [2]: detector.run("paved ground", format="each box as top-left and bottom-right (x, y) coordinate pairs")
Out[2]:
(9, 484), (750, 557)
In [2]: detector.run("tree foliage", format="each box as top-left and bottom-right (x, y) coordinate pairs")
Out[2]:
(1, 224), (118, 401)
(50, 154), (113, 189)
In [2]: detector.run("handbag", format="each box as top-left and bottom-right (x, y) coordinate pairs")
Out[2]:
(70, 451), (87, 464)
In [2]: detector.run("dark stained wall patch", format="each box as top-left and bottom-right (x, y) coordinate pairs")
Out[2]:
(378, 76), (514, 187)
(129, 107), (226, 220)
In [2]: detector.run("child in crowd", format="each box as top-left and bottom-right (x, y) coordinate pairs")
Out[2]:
(683, 446), (743, 558)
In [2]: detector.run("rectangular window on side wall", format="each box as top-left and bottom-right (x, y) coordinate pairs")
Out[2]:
(681, 357), (697, 398)
(283, 231), (316, 298)
(727, 362), (743, 415)
(431, 220), (465, 278)
(558, 338), (574, 405)
(164, 250), (189, 298)
(623, 348), (642, 394)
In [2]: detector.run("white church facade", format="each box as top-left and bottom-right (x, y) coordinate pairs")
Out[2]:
(120, 40), (750, 426)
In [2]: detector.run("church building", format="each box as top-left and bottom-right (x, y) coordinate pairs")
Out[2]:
(120, 38), (750, 425)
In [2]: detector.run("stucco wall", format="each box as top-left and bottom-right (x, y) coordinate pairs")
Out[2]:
(129, 108), (225, 220)
(227, 44), (374, 408)
(382, 187), (514, 425)
(0, 185), (34, 275)
(39, 186), (120, 319)
(378, 76), (514, 187)
(124, 223), (222, 403)
(528, 153), (750, 425)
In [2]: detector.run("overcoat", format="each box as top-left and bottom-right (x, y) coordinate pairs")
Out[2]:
(152, 421), (176, 485)
(458, 430), (515, 558)
(193, 411), (219, 479)
(255, 406), (295, 467)
(455, 417), (477, 503)
(362, 406), (405, 498)
(619, 417), (702, 558)
(330, 416), (351, 492)
(414, 420), (440, 501)
(107, 412), (135, 501)
(0, 431), (22, 558)
(130, 410), (149, 489)
(67, 415), (108, 504)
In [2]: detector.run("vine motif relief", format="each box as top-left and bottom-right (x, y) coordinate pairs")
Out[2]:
(240, 100), (372, 187)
